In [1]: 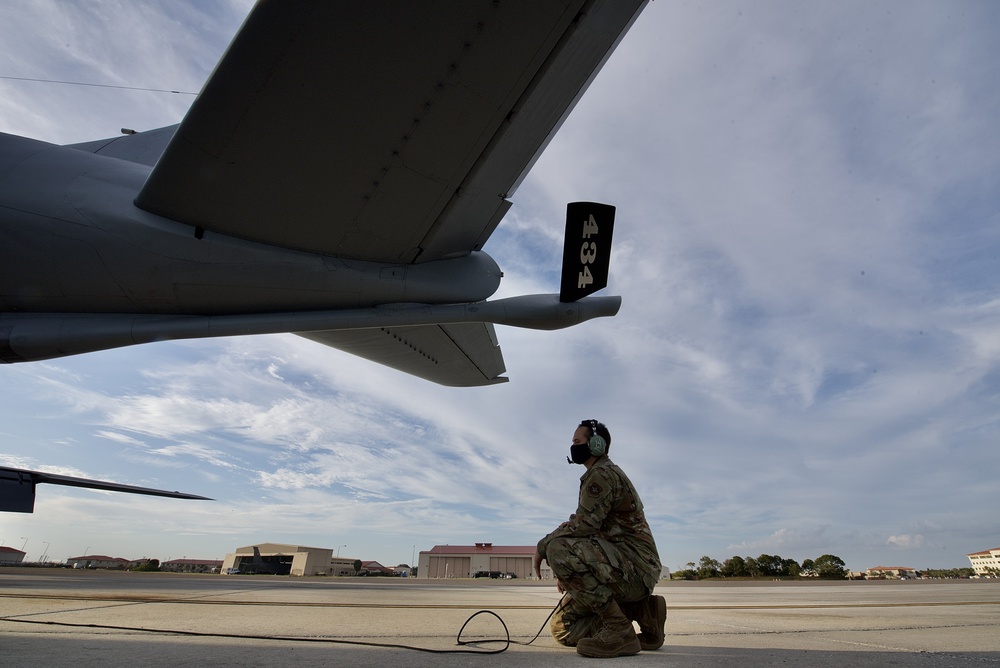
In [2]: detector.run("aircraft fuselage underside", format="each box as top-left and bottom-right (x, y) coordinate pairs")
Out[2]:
(0, 133), (502, 317)
(0, 133), (620, 365)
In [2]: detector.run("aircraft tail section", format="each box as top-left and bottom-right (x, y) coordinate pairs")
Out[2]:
(559, 202), (616, 303)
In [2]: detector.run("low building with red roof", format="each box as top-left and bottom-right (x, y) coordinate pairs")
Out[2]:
(865, 566), (918, 579)
(417, 543), (543, 579)
(66, 555), (129, 569)
(161, 558), (224, 573)
(0, 546), (26, 565)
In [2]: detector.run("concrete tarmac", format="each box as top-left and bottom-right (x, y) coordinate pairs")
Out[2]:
(1, 568), (998, 667)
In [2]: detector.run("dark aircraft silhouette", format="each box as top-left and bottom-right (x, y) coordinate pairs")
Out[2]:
(0, 0), (647, 510)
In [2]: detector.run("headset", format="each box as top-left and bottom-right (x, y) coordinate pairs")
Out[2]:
(581, 419), (607, 457)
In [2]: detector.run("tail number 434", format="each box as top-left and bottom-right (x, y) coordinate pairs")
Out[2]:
(578, 215), (600, 288)
(559, 201), (615, 303)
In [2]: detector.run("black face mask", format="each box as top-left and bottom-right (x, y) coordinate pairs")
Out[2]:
(567, 443), (592, 465)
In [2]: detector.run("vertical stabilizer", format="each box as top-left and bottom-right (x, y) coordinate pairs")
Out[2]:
(559, 202), (616, 302)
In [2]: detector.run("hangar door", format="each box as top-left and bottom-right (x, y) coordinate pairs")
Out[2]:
(427, 556), (470, 578)
(234, 553), (292, 575)
(490, 557), (531, 578)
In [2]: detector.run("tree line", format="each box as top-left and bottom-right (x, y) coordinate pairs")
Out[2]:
(673, 554), (848, 579)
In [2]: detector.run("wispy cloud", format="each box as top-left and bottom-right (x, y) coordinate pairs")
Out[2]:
(887, 534), (926, 550)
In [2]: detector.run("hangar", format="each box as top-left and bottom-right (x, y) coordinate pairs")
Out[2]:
(417, 543), (551, 579)
(220, 543), (349, 577)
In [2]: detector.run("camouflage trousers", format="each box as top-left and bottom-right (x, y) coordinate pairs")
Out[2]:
(544, 535), (650, 647)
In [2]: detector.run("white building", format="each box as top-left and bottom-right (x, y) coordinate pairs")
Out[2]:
(966, 547), (1000, 576)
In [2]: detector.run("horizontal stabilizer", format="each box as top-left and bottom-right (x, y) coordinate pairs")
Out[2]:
(559, 202), (616, 302)
(0, 466), (212, 513)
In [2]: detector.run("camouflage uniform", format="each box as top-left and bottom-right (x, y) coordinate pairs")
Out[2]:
(537, 456), (661, 646)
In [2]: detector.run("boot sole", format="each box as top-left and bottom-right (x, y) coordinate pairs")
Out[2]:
(577, 637), (642, 658)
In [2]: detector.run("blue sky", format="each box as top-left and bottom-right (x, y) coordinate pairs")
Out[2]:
(2, 0), (999, 572)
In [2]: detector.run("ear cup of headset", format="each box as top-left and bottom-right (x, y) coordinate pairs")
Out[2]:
(588, 433), (607, 456)
(584, 419), (606, 456)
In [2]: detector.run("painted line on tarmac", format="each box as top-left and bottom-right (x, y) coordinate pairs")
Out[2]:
(669, 601), (1000, 610)
(0, 592), (554, 609)
(2, 592), (998, 610)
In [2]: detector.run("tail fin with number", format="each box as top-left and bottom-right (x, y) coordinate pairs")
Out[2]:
(559, 202), (616, 303)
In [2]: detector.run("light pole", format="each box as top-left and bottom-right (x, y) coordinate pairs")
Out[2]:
(336, 545), (346, 558)
(84, 546), (91, 556)
(20, 537), (27, 552)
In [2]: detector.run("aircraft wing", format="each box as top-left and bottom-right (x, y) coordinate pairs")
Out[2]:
(134, 0), (646, 263)
(0, 465), (212, 513)
(297, 322), (508, 387)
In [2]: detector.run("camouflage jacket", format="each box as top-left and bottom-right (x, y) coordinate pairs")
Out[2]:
(537, 456), (661, 589)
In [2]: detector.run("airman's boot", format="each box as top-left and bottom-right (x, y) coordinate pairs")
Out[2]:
(576, 600), (641, 658)
(627, 594), (666, 650)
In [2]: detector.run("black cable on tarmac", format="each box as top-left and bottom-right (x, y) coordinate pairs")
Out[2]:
(4, 596), (569, 655)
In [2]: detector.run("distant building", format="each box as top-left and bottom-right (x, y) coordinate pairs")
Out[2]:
(330, 557), (358, 576)
(66, 555), (129, 569)
(161, 559), (224, 574)
(866, 566), (918, 579)
(221, 543), (348, 576)
(966, 548), (1000, 576)
(360, 560), (393, 575)
(417, 543), (543, 579)
(0, 546), (26, 565)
